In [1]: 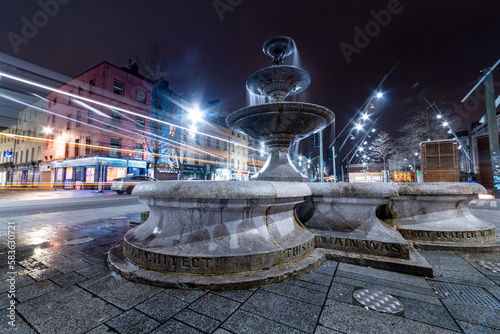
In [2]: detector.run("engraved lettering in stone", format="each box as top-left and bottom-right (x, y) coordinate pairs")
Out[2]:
(417, 230), (424, 237)
(391, 244), (401, 253)
(334, 238), (343, 246)
(181, 257), (190, 268)
(192, 258), (200, 268)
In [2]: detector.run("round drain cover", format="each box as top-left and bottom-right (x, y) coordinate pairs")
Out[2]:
(478, 261), (500, 272)
(353, 289), (404, 314)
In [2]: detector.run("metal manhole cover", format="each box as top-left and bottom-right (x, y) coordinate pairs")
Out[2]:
(66, 237), (94, 245)
(429, 281), (500, 308)
(352, 289), (404, 314)
(478, 261), (500, 272)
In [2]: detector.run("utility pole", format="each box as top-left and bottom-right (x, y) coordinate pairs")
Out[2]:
(484, 68), (500, 198)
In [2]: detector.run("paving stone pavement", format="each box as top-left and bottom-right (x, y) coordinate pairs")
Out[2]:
(1, 209), (499, 333)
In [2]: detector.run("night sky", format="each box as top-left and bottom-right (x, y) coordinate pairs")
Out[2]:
(1, 0), (499, 153)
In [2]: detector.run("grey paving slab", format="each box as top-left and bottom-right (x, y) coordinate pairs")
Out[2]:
(166, 288), (206, 303)
(212, 288), (254, 303)
(285, 278), (330, 293)
(18, 258), (48, 270)
(76, 265), (109, 279)
(86, 324), (115, 334)
(27, 267), (63, 281)
(335, 269), (437, 296)
(319, 298), (458, 333)
(298, 271), (333, 287)
(333, 275), (442, 305)
(442, 298), (500, 330)
(0, 273), (35, 292)
(222, 309), (306, 334)
(17, 285), (121, 334)
(151, 319), (204, 334)
(135, 291), (189, 322)
(399, 296), (461, 331)
(49, 259), (93, 274)
(106, 309), (161, 334)
(213, 329), (233, 334)
(338, 262), (430, 288)
(16, 279), (60, 302)
(261, 281), (327, 306)
(78, 273), (164, 310)
(457, 320), (500, 334)
(328, 282), (355, 304)
(188, 293), (241, 322)
(314, 326), (344, 334)
(0, 308), (36, 333)
(312, 261), (338, 276)
(174, 308), (221, 333)
(432, 267), (498, 287)
(241, 290), (322, 333)
(50, 271), (87, 287)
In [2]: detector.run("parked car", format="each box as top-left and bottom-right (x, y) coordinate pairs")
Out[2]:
(111, 175), (157, 194)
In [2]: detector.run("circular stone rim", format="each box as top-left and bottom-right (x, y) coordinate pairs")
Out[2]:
(246, 65), (311, 98)
(226, 102), (334, 139)
(132, 180), (313, 199)
(262, 36), (296, 59)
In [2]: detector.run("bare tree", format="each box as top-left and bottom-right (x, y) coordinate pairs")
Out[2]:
(369, 131), (394, 170)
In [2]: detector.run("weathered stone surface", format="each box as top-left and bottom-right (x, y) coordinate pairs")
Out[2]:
(121, 181), (316, 278)
(390, 183), (498, 246)
(298, 183), (410, 259)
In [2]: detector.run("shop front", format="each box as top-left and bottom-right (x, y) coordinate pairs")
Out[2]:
(232, 169), (249, 181)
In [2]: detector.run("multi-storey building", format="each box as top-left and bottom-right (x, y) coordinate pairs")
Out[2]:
(13, 99), (47, 187)
(42, 62), (151, 189)
(0, 125), (17, 186)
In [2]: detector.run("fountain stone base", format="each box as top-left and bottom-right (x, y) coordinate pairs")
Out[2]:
(108, 181), (324, 290)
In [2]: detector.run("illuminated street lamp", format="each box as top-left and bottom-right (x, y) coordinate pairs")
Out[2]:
(43, 126), (52, 135)
(376, 92), (383, 98)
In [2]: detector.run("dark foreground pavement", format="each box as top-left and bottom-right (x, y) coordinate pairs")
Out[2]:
(1, 205), (499, 333)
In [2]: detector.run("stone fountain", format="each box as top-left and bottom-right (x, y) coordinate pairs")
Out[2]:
(107, 36), (334, 289)
(227, 36), (334, 182)
(108, 36), (498, 290)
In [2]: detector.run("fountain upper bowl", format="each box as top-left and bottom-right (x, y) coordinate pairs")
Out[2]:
(226, 102), (334, 143)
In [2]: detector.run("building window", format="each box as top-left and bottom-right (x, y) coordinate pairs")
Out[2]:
(224, 141), (227, 151)
(67, 115), (71, 130)
(111, 110), (122, 124)
(134, 142), (144, 160)
(110, 137), (121, 157)
(195, 153), (199, 165)
(90, 80), (95, 94)
(88, 110), (93, 124)
(75, 139), (80, 157)
(195, 134), (201, 145)
(113, 80), (123, 96)
(135, 116), (145, 130)
(85, 137), (91, 155)
(207, 136), (212, 147)
(52, 114), (56, 124)
(79, 86), (83, 96)
(137, 90), (145, 104)
(76, 111), (81, 127)
(216, 139), (220, 149)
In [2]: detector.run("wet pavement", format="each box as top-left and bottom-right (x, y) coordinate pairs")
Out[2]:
(0, 195), (499, 333)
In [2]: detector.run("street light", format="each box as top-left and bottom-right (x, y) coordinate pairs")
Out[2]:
(442, 122), (449, 127)
(43, 126), (52, 135)
(376, 92), (383, 98)
(355, 124), (363, 130)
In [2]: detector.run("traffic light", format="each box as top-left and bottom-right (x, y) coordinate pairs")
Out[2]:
(311, 133), (320, 147)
